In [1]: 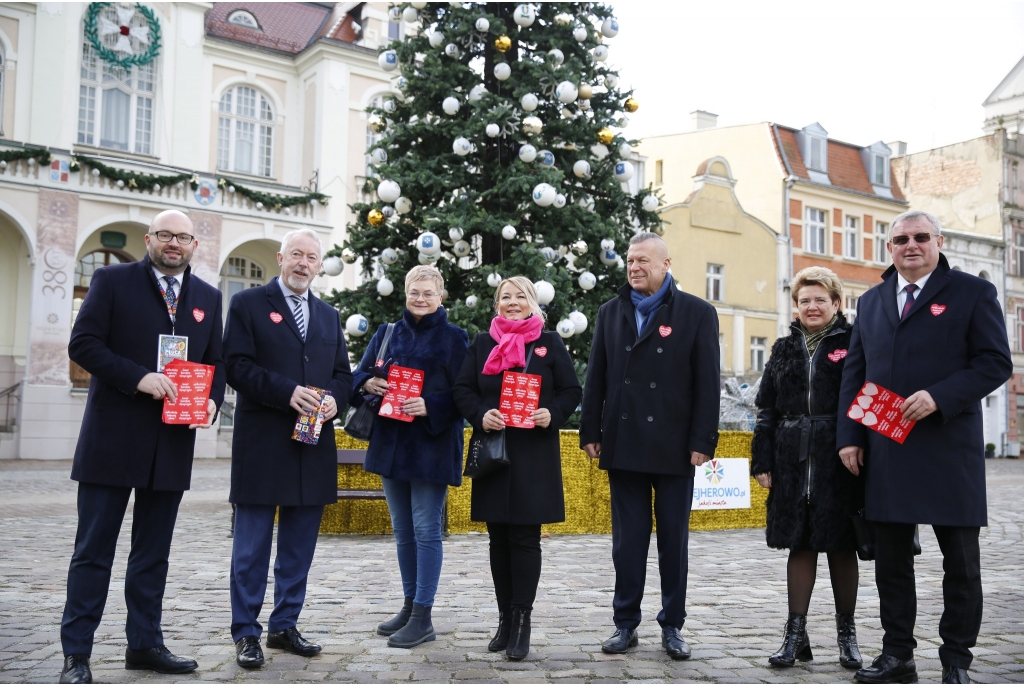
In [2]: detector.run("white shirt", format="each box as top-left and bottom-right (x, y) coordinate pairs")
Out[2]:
(278, 277), (309, 333)
(896, 270), (934, 317)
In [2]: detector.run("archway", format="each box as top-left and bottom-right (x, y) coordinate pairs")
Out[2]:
(0, 214), (31, 406)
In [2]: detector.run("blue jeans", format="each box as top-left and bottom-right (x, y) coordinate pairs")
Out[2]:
(381, 478), (448, 607)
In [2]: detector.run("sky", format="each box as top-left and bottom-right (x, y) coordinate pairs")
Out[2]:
(609, 1), (1024, 153)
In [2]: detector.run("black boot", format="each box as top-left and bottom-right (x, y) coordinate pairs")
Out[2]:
(505, 608), (531, 661)
(377, 597), (414, 636)
(387, 604), (436, 648)
(837, 612), (863, 669)
(488, 611), (511, 652)
(768, 612), (813, 667)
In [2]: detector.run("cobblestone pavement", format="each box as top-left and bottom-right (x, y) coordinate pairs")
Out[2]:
(1, 458), (1022, 684)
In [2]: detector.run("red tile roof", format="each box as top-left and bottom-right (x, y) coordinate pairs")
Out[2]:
(206, 3), (335, 54)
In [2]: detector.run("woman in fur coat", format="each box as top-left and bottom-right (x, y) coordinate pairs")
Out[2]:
(751, 266), (864, 670)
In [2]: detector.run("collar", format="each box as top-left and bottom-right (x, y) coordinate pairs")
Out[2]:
(618, 276), (677, 304)
(278, 277), (308, 302)
(403, 306), (448, 330)
(897, 269), (934, 294)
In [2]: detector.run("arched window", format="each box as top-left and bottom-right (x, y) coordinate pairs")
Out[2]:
(227, 10), (260, 30)
(218, 85), (275, 177)
(220, 256), (266, 309)
(365, 94), (384, 176)
(72, 249), (133, 388)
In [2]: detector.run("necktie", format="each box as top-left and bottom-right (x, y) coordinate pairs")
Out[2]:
(901, 284), (917, 320)
(163, 276), (178, 321)
(291, 294), (306, 339)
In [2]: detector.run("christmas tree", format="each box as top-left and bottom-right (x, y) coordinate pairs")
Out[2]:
(325, 2), (663, 372)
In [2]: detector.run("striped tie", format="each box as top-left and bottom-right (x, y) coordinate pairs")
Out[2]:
(290, 294), (306, 339)
(163, 276), (178, 321)
(901, 284), (917, 320)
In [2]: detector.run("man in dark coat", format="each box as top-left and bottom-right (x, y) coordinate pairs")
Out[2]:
(580, 232), (720, 660)
(223, 228), (352, 669)
(59, 210), (226, 684)
(837, 210), (1012, 685)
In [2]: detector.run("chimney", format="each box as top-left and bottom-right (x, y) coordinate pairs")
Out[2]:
(691, 110), (718, 130)
(886, 140), (907, 157)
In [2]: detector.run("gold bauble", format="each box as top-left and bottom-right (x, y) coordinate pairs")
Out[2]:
(367, 209), (385, 226)
(597, 127), (614, 145)
(624, 97), (639, 113)
(578, 83), (593, 100)
(495, 35), (512, 53)
(652, 224), (665, 236)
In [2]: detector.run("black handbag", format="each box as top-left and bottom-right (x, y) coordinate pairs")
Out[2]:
(343, 322), (395, 441)
(851, 509), (922, 562)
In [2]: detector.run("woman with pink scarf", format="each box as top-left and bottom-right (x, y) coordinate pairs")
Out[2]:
(453, 276), (582, 661)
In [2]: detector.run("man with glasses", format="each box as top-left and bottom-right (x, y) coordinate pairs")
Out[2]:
(837, 210), (1011, 684)
(59, 210), (225, 684)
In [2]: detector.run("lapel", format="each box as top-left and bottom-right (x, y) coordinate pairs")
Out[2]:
(144, 255), (191, 333)
(879, 266), (900, 330)
(623, 280), (676, 347)
(266, 277), (305, 344)
(898, 255), (952, 325)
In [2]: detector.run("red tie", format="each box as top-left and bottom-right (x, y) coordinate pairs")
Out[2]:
(901, 284), (917, 320)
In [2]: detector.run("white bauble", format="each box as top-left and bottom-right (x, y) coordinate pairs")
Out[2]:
(554, 12), (573, 25)
(520, 93), (539, 111)
(445, 43), (461, 58)
(556, 81), (579, 104)
(572, 239), (588, 255)
(345, 314), (369, 336)
(577, 195), (596, 212)
(539, 246), (557, 262)
(395, 196), (412, 214)
(604, 74), (619, 88)
(383, 99), (397, 113)
(613, 160), (635, 182)
(548, 48), (564, 65)
(561, 107), (575, 120)
(569, 310), (588, 334)
(556, 319), (575, 338)
(402, 6), (419, 22)
(449, 227), (464, 241)
(475, 17), (490, 31)
(418, 252), (440, 265)
(465, 295), (478, 307)
(469, 84), (487, 101)
(501, 225), (517, 240)
(513, 4), (535, 27)
(342, 248), (358, 263)
(537, 149), (555, 167)
(642, 195), (660, 212)
(573, 26), (588, 42)
(381, 205), (395, 218)
(322, 256), (344, 277)
(416, 231), (441, 256)
(493, 62), (511, 80)
(442, 96), (460, 115)
(532, 183), (556, 207)
(578, 98), (591, 111)
(518, 144), (537, 163)
(593, 45), (609, 61)
(554, 193), (567, 208)
(600, 238), (615, 251)
(601, 16), (619, 37)
(388, 7), (402, 21)
(578, 271), (597, 290)
(428, 31), (445, 48)
(411, 1), (427, 8)
(370, 148), (388, 165)
(395, 76), (409, 91)
(487, 272), (503, 288)
(522, 115), (543, 135)
(599, 249), (618, 266)
(617, 114), (630, 129)
(378, 50), (399, 71)
(573, 159), (592, 179)
(453, 240), (471, 257)
(453, 137), (472, 155)
(614, 143), (630, 159)
(377, 179), (402, 203)
(380, 247), (399, 265)
(485, 123), (501, 138)
(377, 277), (395, 296)
(534, 280), (555, 305)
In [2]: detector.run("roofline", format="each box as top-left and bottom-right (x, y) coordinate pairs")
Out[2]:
(791, 178), (909, 206)
(771, 123), (886, 152)
(639, 122), (769, 139)
(204, 33), (375, 60)
(893, 132), (999, 158)
(941, 227), (1006, 247)
(770, 122), (793, 177)
(983, 53), (1024, 106)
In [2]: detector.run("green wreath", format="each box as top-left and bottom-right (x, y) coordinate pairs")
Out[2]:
(83, 2), (161, 71)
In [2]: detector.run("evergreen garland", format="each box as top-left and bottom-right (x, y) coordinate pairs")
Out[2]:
(0, 147), (52, 166)
(218, 177), (329, 208)
(83, 2), (162, 71)
(71, 154), (196, 190)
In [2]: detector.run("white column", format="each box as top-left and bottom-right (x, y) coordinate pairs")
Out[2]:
(732, 313), (745, 377)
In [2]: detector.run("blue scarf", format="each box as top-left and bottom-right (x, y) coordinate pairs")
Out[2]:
(630, 274), (674, 334)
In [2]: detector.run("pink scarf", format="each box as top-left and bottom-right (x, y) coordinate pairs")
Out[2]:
(482, 315), (544, 375)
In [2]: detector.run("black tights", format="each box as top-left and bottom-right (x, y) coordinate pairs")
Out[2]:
(487, 523), (541, 612)
(787, 549), (859, 615)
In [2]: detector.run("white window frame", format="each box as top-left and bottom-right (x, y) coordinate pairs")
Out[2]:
(844, 215), (859, 259)
(805, 207), (827, 255)
(750, 337), (767, 373)
(1015, 231), (1024, 277)
(227, 10), (260, 30)
(706, 264), (724, 302)
(809, 137), (825, 171)
(220, 256), (266, 315)
(217, 85), (276, 178)
(1017, 304), (1024, 353)
(0, 48), (5, 137)
(844, 294), (859, 324)
(874, 221), (889, 264)
(77, 41), (156, 155)
(874, 153), (888, 185)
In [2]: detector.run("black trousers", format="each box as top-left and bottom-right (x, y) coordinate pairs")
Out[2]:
(61, 482), (183, 656)
(608, 469), (694, 630)
(487, 523), (542, 612)
(875, 522), (982, 669)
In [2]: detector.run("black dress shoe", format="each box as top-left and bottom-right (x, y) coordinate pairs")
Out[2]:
(59, 655), (92, 684)
(855, 654), (918, 684)
(662, 627), (691, 660)
(267, 626), (322, 656)
(942, 666), (970, 684)
(235, 635), (265, 669)
(125, 645), (198, 674)
(601, 628), (638, 654)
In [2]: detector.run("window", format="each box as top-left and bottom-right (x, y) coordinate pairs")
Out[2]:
(218, 86), (275, 177)
(655, 160), (663, 184)
(844, 216), (859, 259)
(844, 294), (859, 324)
(77, 41), (155, 154)
(1017, 305), (1024, 353)
(388, 20), (401, 41)
(875, 221), (889, 264)
(227, 10), (260, 29)
(220, 256), (266, 313)
(706, 264), (723, 302)
(750, 337), (767, 372)
(809, 137), (824, 170)
(1014, 163), (1019, 205)
(805, 208), (827, 255)
(366, 95), (384, 176)
(874, 154), (887, 185)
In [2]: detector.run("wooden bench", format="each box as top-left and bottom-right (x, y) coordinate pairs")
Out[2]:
(337, 448), (385, 500)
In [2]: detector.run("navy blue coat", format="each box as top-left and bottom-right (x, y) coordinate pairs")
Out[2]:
(580, 280), (721, 476)
(837, 255), (1012, 527)
(352, 307), (469, 486)
(68, 256), (226, 491)
(224, 278), (353, 507)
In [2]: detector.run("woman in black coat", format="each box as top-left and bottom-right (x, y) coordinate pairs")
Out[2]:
(751, 266), (864, 670)
(453, 276), (582, 662)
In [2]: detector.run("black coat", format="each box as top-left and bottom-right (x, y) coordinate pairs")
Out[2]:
(453, 330), (582, 524)
(69, 256), (226, 491)
(352, 308), (469, 486)
(223, 278), (353, 507)
(580, 280), (720, 476)
(752, 315), (862, 551)
(837, 255), (1012, 527)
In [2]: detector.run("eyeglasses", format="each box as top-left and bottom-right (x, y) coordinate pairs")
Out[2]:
(149, 231), (195, 245)
(406, 291), (438, 301)
(890, 233), (936, 246)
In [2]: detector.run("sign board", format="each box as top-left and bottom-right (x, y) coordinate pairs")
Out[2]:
(692, 457), (751, 510)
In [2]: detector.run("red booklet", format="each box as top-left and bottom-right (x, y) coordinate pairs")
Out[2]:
(162, 360), (215, 425)
(379, 365), (423, 423)
(499, 371), (542, 429)
(846, 382), (916, 444)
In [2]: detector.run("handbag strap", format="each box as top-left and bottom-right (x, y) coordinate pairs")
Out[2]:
(377, 322), (396, 363)
(520, 342), (536, 373)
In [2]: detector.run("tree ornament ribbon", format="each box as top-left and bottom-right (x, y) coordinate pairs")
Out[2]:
(84, 2), (162, 71)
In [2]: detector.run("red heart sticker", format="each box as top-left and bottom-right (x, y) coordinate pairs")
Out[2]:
(193, 308), (205, 323)
(828, 349), (848, 362)
(659, 326), (672, 337)
(269, 312), (284, 324)
(534, 346), (548, 358)
(930, 304), (946, 316)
